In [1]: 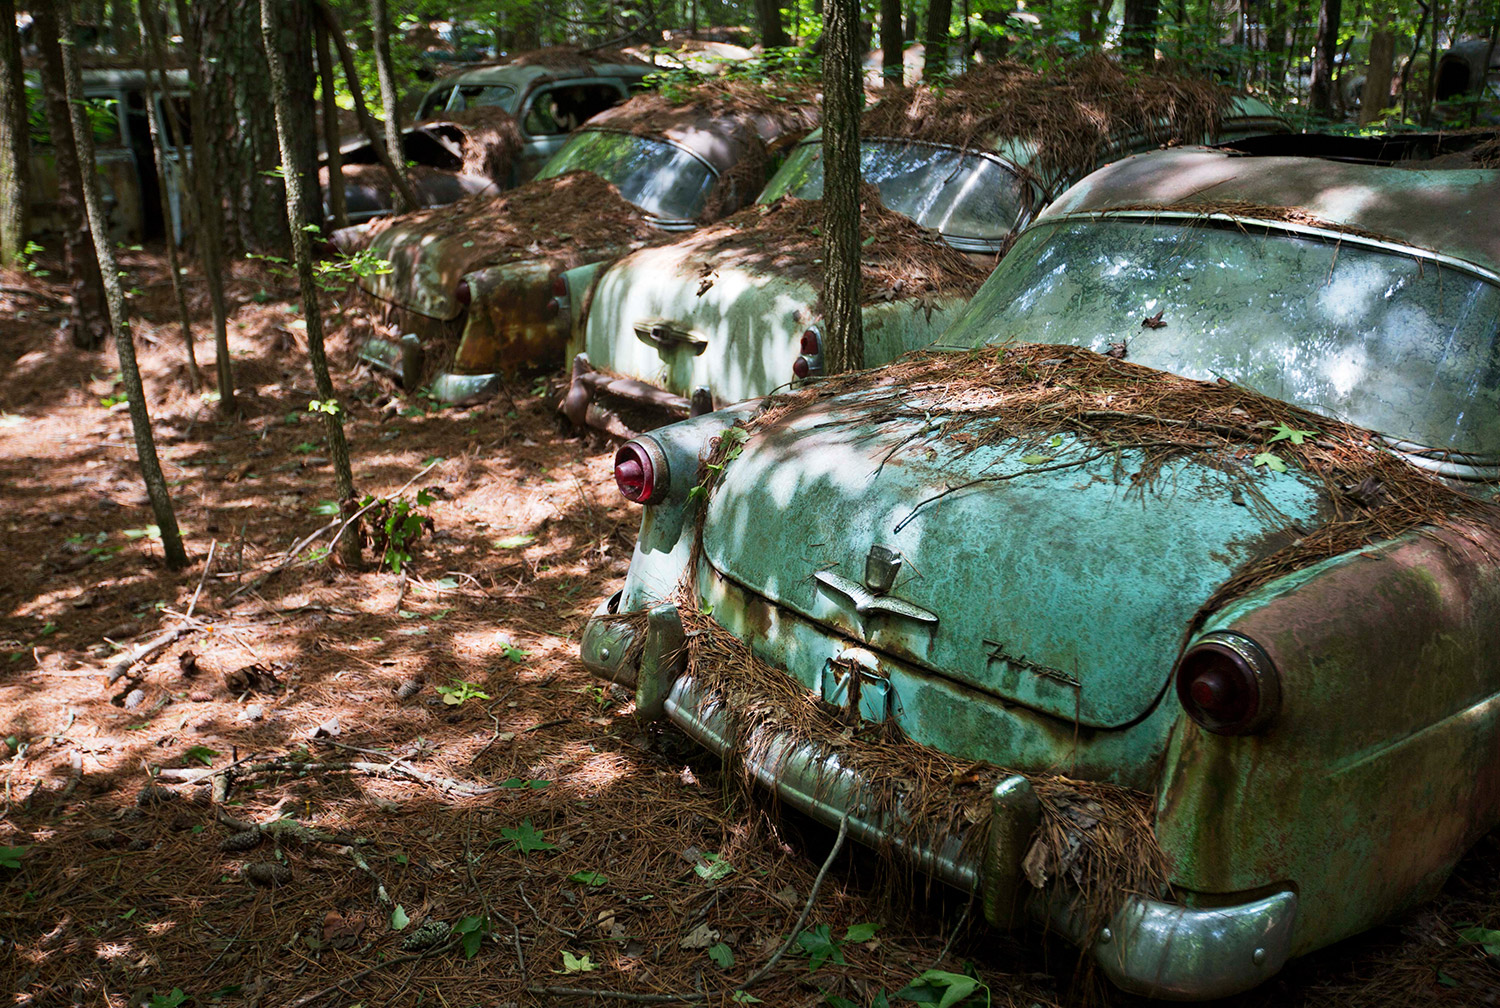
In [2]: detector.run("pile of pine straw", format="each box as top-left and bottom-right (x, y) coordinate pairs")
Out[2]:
(431, 105), (525, 181)
(361, 171), (657, 276)
(862, 54), (1237, 188)
(680, 184), (992, 306)
(748, 342), (1497, 617)
(646, 342), (1500, 945)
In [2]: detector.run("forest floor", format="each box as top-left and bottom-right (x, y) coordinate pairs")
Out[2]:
(0, 248), (1496, 1008)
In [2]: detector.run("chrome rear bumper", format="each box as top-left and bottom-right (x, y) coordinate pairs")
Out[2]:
(580, 598), (1297, 1000)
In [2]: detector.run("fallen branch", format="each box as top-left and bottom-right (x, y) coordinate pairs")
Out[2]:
(106, 626), (190, 684)
(524, 988), (704, 1005)
(740, 812), (850, 991)
(155, 754), (498, 796)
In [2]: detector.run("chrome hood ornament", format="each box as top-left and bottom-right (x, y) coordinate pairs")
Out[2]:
(864, 544), (902, 594)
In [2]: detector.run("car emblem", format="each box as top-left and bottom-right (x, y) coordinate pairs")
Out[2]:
(864, 545), (901, 594)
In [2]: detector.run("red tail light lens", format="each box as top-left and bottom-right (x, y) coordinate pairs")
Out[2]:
(613, 439), (668, 504)
(792, 356), (811, 379)
(800, 329), (820, 355)
(546, 298), (561, 318)
(455, 280), (472, 307)
(552, 274), (569, 298)
(1175, 632), (1280, 735)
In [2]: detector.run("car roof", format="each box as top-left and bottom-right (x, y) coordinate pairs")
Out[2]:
(1038, 142), (1500, 278)
(426, 59), (655, 93)
(578, 98), (813, 173)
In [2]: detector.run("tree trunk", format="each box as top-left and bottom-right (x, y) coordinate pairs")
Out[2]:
(33, 5), (109, 349)
(370, 0), (410, 211)
(1123, 0), (1159, 63)
(821, 0), (863, 375)
(881, 0), (904, 85)
(316, 20), (348, 229)
(1361, 11), (1396, 124)
(138, 0), (201, 391)
(1308, 0), (1342, 116)
(173, 0), (236, 414)
(313, 0), (419, 213)
(60, 5), (188, 572)
(924, 0), (953, 80)
(756, 0), (790, 49)
(0, 0), (26, 265)
(262, 0), (361, 565)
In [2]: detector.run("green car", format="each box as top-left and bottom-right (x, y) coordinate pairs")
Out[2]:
(559, 60), (1285, 437)
(579, 136), (1500, 998)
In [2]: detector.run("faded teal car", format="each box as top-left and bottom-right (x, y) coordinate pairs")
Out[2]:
(560, 62), (1285, 437)
(578, 139), (1500, 997)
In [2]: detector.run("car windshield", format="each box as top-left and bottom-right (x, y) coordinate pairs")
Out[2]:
(452, 83), (517, 112)
(536, 130), (716, 222)
(942, 218), (1500, 460)
(759, 138), (1028, 245)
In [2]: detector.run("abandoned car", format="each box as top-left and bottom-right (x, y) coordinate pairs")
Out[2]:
(338, 81), (819, 402)
(559, 58), (1285, 437)
(323, 48), (656, 223)
(578, 139), (1500, 998)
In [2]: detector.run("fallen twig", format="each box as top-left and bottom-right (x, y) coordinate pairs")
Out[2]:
(106, 626), (190, 684)
(524, 988), (705, 1005)
(740, 812), (850, 991)
(284, 938), (456, 1008)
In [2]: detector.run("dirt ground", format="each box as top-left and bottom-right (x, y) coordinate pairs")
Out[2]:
(0, 248), (1496, 1008)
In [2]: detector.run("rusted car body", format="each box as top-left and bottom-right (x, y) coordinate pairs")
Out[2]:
(559, 64), (1285, 438)
(341, 85), (817, 402)
(578, 137), (1500, 997)
(324, 53), (655, 223)
(26, 68), (191, 243)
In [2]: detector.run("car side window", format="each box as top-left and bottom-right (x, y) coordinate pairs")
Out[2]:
(418, 85), (453, 119)
(521, 82), (626, 136)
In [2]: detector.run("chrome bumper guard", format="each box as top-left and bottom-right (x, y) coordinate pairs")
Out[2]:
(356, 334), (424, 389)
(560, 353), (712, 438)
(579, 599), (1298, 1000)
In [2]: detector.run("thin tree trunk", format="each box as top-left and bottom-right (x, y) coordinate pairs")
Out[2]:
(316, 20), (348, 229)
(139, 0), (201, 391)
(0, 0), (27, 265)
(881, 0), (904, 85)
(1471, 19), (1499, 125)
(173, 0), (236, 414)
(370, 0), (409, 211)
(756, 0), (790, 49)
(1361, 25), (1397, 123)
(822, 0), (863, 374)
(262, 0), (361, 565)
(1308, 0), (1342, 116)
(924, 0), (953, 79)
(33, 5), (108, 348)
(1400, 0), (1429, 122)
(60, 6), (188, 572)
(1123, 0), (1160, 64)
(1423, 0), (1442, 123)
(312, 0), (419, 213)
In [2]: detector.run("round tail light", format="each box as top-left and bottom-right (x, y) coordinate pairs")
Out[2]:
(799, 329), (820, 355)
(792, 355), (810, 379)
(613, 438), (668, 505)
(546, 298), (561, 318)
(1175, 631), (1280, 735)
(455, 280), (472, 307)
(551, 274), (569, 298)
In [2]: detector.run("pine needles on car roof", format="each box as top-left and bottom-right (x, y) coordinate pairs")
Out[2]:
(745, 343), (1500, 621)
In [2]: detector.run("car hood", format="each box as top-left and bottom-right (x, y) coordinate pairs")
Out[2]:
(701, 387), (1332, 729)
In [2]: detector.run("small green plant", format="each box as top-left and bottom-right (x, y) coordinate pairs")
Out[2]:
(183, 745), (220, 767)
(147, 990), (188, 1008)
(895, 968), (989, 1008)
(435, 680), (490, 706)
(556, 950), (599, 973)
(791, 922), (880, 973)
(707, 942), (734, 968)
(499, 819), (556, 854)
(453, 914), (487, 957)
(580, 684), (612, 710)
(693, 852), (734, 882)
(360, 488), (435, 574)
(0, 844), (29, 869)
(568, 869), (609, 887)
(16, 240), (49, 277)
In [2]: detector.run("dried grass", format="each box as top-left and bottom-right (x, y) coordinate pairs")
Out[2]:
(862, 54), (1236, 186)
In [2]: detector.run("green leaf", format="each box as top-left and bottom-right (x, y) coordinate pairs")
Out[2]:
(694, 853), (734, 881)
(794, 924), (843, 972)
(500, 777), (551, 790)
(687, 484), (708, 503)
(1252, 452), (1288, 473)
(569, 870), (609, 886)
(184, 745), (220, 767)
(1437, 969), (1459, 988)
(0, 845), (29, 869)
(390, 905), (410, 931)
(1266, 423), (1317, 446)
(498, 638), (529, 663)
(556, 950), (599, 973)
(500, 819), (555, 854)
(1457, 925), (1500, 956)
(825, 997), (859, 1008)
(1017, 455), (1054, 466)
(707, 942), (734, 968)
(461, 928), (483, 958)
(844, 921), (879, 943)
(895, 970), (983, 1008)
(492, 534), (535, 549)
(311, 500), (341, 516)
(731, 993), (763, 1004)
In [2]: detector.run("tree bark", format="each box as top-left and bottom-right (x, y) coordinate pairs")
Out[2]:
(316, 20), (348, 230)
(1361, 21), (1396, 124)
(313, 0), (419, 213)
(0, 0), (27, 265)
(821, 0), (863, 375)
(262, 0), (361, 565)
(138, 0), (201, 391)
(370, 0), (410, 212)
(33, 5), (109, 348)
(923, 0), (953, 80)
(881, 0), (904, 85)
(1123, 0), (1160, 64)
(756, 0), (790, 49)
(173, 0), (236, 414)
(1308, 0), (1343, 116)
(60, 5), (188, 572)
